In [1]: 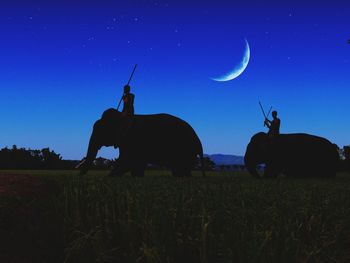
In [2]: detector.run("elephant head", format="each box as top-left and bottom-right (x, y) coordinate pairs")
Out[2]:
(77, 109), (124, 175)
(244, 132), (270, 177)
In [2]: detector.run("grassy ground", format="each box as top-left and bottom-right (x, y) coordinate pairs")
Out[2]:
(1, 170), (350, 262)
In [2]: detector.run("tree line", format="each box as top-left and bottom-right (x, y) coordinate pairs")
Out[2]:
(0, 145), (78, 169)
(0, 145), (349, 171)
(0, 145), (215, 170)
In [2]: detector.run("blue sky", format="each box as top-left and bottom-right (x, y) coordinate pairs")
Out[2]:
(0, 0), (349, 159)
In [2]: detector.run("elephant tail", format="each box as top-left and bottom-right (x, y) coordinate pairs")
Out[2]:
(198, 149), (206, 177)
(193, 134), (205, 177)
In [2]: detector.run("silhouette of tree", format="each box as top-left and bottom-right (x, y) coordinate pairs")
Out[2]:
(343, 146), (350, 172)
(343, 146), (350, 161)
(337, 145), (350, 172)
(0, 146), (72, 169)
(40, 148), (62, 169)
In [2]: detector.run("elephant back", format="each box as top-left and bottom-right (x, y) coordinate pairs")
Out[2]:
(131, 113), (203, 156)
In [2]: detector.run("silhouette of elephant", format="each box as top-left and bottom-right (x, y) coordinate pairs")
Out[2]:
(78, 109), (205, 177)
(244, 132), (339, 178)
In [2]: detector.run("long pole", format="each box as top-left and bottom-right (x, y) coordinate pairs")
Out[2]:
(266, 106), (272, 118)
(259, 101), (267, 119)
(117, 64), (137, 111)
(127, 64), (137, 85)
(259, 101), (272, 127)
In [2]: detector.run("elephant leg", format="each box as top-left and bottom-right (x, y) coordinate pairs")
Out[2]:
(131, 163), (146, 177)
(183, 169), (192, 177)
(316, 164), (336, 178)
(264, 164), (278, 178)
(109, 158), (131, 177)
(171, 166), (192, 177)
(171, 169), (182, 177)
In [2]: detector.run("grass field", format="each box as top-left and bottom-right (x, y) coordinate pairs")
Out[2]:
(1, 170), (350, 263)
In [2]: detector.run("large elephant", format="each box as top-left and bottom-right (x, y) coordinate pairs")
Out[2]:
(78, 109), (204, 177)
(244, 132), (339, 178)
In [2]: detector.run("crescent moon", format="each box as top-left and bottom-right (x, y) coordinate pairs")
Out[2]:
(211, 39), (250, 82)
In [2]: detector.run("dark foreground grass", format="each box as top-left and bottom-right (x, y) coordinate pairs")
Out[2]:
(1, 170), (350, 263)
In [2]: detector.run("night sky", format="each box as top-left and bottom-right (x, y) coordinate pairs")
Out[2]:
(1, 0), (349, 160)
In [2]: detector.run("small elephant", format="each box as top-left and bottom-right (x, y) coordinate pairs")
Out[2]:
(78, 109), (205, 177)
(244, 132), (339, 178)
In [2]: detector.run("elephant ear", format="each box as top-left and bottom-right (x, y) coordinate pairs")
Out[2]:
(258, 138), (269, 156)
(118, 116), (134, 139)
(252, 132), (270, 159)
(92, 118), (118, 147)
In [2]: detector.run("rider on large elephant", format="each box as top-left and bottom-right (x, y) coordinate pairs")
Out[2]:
(119, 85), (135, 135)
(121, 85), (135, 117)
(77, 109), (205, 177)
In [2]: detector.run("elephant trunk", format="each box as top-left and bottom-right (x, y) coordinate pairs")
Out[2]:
(79, 134), (100, 175)
(244, 146), (260, 178)
(245, 161), (260, 178)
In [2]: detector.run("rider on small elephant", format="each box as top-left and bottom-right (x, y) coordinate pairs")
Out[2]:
(264, 110), (280, 138)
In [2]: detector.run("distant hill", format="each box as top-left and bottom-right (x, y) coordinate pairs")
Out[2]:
(205, 154), (244, 166)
